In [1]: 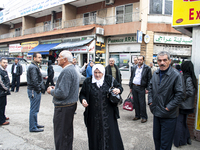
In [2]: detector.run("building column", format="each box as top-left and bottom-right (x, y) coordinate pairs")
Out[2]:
(145, 31), (154, 66)
(22, 16), (35, 35)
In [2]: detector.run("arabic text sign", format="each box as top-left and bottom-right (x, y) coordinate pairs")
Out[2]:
(21, 41), (39, 52)
(69, 46), (88, 53)
(154, 35), (193, 45)
(172, 0), (200, 27)
(9, 44), (21, 53)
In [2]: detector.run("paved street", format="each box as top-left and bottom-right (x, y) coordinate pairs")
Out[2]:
(0, 84), (199, 150)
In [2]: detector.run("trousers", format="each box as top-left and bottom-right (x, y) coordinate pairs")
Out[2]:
(27, 89), (41, 131)
(0, 96), (7, 124)
(153, 116), (177, 150)
(53, 103), (77, 150)
(11, 74), (20, 92)
(131, 84), (147, 119)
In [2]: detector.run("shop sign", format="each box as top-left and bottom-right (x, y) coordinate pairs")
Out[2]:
(154, 35), (192, 45)
(137, 30), (143, 43)
(69, 46), (88, 53)
(108, 36), (137, 44)
(9, 44), (21, 53)
(89, 40), (95, 53)
(172, 0), (200, 27)
(144, 34), (150, 44)
(21, 41), (39, 52)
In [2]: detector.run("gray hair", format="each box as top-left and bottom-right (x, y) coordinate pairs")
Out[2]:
(0, 57), (8, 62)
(61, 50), (73, 63)
(157, 51), (170, 60)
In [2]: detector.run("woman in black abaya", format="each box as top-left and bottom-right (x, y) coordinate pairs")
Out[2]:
(79, 64), (124, 150)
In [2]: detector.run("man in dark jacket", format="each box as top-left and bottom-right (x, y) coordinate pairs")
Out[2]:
(105, 58), (121, 84)
(11, 58), (22, 92)
(129, 55), (152, 123)
(0, 58), (10, 125)
(27, 52), (44, 132)
(45, 60), (55, 90)
(148, 51), (184, 150)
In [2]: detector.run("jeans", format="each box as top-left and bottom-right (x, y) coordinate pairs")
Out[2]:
(11, 74), (20, 92)
(27, 89), (41, 131)
(0, 96), (7, 124)
(153, 116), (177, 150)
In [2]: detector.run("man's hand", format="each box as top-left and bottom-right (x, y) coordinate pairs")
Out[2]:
(149, 103), (152, 105)
(82, 99), (88, 107)
(145, 90), (148, 94)
(165, 107), (169, 111)
(47, 86), (52, 94)
(130, 89), (132, 93)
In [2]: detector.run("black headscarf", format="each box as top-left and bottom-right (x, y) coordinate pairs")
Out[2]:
(181, 61), (197, 89)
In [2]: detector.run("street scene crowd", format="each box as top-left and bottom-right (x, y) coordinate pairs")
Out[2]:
(0, 50), (197, 150)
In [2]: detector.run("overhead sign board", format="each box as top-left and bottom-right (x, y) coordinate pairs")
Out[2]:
(172, 0), (200, 27)
(21, 41), (39, 52)
(9, 44), (21, 53)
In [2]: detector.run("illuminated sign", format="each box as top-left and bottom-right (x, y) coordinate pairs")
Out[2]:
(172, 0), (200, 27)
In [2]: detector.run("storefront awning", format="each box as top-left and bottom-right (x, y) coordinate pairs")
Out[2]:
(28, 43), (60, 55)
(50, 39), (93, 50)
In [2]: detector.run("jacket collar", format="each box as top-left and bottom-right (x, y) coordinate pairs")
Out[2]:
(31, 61), (39, 68)
(156, 66), (172, 76)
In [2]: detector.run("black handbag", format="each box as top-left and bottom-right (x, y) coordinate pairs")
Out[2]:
(107, 77), (123, 105)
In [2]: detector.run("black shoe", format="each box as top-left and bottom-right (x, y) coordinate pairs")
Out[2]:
(187, 138), (192, 145)
(30, 129), (44, 132)
(37, 125), (44, 128)
(133, 117), (140, 121)
(11, 90), (14, 92)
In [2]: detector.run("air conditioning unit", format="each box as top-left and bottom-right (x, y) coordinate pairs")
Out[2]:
(10, 24), (14, 29)
(105, 0), (114, 5)
(96, 27), (104, 35)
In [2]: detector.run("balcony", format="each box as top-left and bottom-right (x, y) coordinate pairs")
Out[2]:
(0, 12), (139, 40)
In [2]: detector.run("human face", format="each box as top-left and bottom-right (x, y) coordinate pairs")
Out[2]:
(33, 54), (42, 63)
(137, 56), (144, 66)
(134, 58), (138, 65)
(57, 53), (65, 68)
(109, 59), (115, 67)
(72, 58), (77, 65)
(157, 55), (171, 71)
(90, 62), (94, 67)
(94, 69), (103, 80)
(14, 59), (18, 64)
(150, 63), (153, 68)
(1, 59), (8, 69)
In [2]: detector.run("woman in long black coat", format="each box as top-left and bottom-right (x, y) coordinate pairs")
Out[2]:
(174, 61), (197, 147)
(45, 60), (55, 90)
(79, 64), (124, 150)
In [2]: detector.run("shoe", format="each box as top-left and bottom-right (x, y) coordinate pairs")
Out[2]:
(1, 121), (9, 125)
(11, 90), (14, 92)
(141, 119), (147, 123)
(6, 117), (9, 120)
(15, 91), (18, 93)
(187, 138), (192, 145)
(133, 117), (140, 121)
(37, 125), (44, 128)
(30, 129), (44, 132)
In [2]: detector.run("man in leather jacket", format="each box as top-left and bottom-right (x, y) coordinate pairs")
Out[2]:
(148, 51), (184, 150)
(27, 52), (44, 132)
(129, 55), (152, 123)
(11, 58), (22, 92)
(0, 58), (10, 125)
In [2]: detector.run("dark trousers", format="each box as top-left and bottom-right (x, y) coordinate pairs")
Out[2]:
(132, 85), (147, 119)
(153, 116), (177, 150)
(0, 96), (7, 124)
(173, 113), (190, 147)
(53, 103), (77, 150)
(11, 74), (20, 92)
(45, 76), (55, 90)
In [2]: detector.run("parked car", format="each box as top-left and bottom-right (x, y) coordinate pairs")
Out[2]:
(0, 57), (28, 64)
(41, 65), (86, 85)
(7, 64), (29, 84)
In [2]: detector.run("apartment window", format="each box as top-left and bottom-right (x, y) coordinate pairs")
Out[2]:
(83, 11), (96, 25)
(149, 0), (172, 15)
(116, 4), (133, 24)
(15, 28), (21, 37)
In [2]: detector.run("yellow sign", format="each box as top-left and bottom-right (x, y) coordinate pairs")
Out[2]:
(196, 75), (200, 130)
(21, 41), (39, 52)
(172, 0), (200, 27)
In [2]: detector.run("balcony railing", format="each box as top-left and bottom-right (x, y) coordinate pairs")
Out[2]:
(0, 12), (139, 40)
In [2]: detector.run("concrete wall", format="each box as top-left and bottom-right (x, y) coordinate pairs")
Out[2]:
(140, 0), (148, 34)
(62, 4), (77, 28)
(22, 16), (36, 35)
(145, 30), (154, 65)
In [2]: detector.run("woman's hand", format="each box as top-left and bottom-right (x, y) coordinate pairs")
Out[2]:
(82, 99), (88, 107)
(112, 88), (120, 95)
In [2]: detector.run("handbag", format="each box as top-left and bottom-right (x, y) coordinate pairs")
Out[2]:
(107, 77), (122, 105)
(123, 92), (134, 111)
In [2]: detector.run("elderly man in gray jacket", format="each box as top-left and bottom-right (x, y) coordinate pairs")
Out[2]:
(47, 50), (79, 150)
(148, 51), (184, 150)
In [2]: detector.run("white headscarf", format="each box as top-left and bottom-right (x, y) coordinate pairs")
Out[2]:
(92, 64), (105, 88)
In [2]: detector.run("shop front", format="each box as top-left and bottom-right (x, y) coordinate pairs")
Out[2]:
(107, 35), (141, 82)
(21, 41), (39, 61)
(0, 44), (9, 57)
(9, 43), (22, 58)
(153, 34), (192, 67)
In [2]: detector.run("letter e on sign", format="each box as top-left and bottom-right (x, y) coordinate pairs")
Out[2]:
(189, 8), (194, 20)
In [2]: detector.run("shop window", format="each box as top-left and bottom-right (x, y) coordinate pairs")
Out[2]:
(149, 0), (172, 15)
(116, 4), (133, 24)
(83, 11), (96, 25)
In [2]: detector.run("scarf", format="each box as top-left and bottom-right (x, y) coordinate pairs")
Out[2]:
(92, 64), (105, 88)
